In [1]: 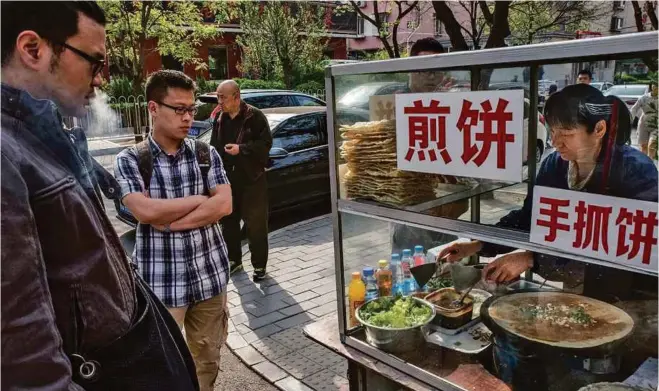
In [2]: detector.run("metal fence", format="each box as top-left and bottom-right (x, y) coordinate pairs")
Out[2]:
(63, 89), (328, 139)
(63, 95), (149, 139)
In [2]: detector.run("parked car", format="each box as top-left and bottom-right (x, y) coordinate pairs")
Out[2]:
(487, 83), (549, 163)
(337, 82), (408, 110)
(591, 81), (614, 92)
(190, 90), (326, 138)
(196, 106), (369, 213)
(604, 84), (649, 109)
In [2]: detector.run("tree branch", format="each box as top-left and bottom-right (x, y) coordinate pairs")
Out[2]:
(646, 1), (658, 30)
(478, 1), (494, 26)
(432, 1), (470, 51)
(392, 0), (418, 57)
(632, 1), (646, 32)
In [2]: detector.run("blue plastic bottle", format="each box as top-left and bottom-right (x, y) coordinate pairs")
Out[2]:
(390, 253), (405, 295)
(362, 267), (378, 301)
(413, 245), (428, 292)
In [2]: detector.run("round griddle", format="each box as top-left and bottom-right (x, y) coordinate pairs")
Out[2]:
(480, 290), (635, 357)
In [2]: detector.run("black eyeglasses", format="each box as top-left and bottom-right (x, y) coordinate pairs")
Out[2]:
(58, 42), (105, 77)
(157, 101), (198, 116)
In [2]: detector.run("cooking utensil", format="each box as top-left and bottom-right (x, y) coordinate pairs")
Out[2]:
(409, 262), (437, 289)
(448, 263), (482, 293)
(480, 290), (635, 358)
(453, 281), (477, 307)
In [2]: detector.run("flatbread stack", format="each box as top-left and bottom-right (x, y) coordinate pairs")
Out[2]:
(340, 120), (437, 206)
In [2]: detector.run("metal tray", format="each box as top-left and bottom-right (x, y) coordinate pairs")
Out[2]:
(425, 289), (492, 335)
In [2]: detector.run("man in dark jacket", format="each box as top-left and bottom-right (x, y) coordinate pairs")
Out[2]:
(211, 80), (273, 281)
(1, 2), (198, 390)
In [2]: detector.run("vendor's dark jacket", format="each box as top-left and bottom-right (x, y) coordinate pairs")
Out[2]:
(480, 145), (658, 301)
(1, 84), (136, 389)
(210, 101), (272, 183)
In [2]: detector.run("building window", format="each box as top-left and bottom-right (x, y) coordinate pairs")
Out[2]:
(161, 54), (183, 71)
(613, 0), (626, 10)
(434, 14), (443, 35)
(604, 60), (612, 69)
(357, 16), (365, 35)
(610, 16), (623, 31)
(208, 46), (228, 80)
(406, 20), (416, 29)
(377, 12), (388, 23)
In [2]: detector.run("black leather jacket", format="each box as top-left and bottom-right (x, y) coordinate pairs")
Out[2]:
(1, 84), (136, 390)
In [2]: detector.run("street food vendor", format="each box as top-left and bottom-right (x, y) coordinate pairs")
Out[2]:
(437, 84), (658, 301)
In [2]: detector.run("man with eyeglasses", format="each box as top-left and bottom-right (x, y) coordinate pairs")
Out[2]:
(115, 70), (232, 391)
(2, 3), (199, 390)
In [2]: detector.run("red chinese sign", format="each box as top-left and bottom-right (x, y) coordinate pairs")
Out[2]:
(396, 90), (524, 182)
(531, 186), (658, 272)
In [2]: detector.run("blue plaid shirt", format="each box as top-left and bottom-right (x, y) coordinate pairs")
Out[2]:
(114, 136), (230, 307)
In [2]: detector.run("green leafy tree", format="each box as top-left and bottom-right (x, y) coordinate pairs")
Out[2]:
(101, 1), (229, 94)
(507, 1), (605, 45)
(236, 2), (328, 89)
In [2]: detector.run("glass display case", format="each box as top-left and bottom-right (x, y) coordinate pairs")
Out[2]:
(326, 32), (658, 391)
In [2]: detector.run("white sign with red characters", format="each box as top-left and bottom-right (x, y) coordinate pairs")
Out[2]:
(395, 90), (524, 182)
(530, 186), (658, 273)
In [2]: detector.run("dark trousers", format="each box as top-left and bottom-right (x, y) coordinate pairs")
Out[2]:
(221, 174), (269, 270)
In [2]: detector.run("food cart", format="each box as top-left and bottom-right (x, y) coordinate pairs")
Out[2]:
(303, 32), (659, 391)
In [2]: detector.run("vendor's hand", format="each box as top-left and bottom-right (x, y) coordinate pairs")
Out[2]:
(436, 241), (482, 264)
(483, 251), (534, 283)
(224, 143), (240, 156)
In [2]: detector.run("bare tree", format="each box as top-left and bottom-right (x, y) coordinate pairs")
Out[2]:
(340, 1), (419, 58)
(432, 1), (511, 51)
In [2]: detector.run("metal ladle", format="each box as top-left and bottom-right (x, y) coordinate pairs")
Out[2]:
(446, 263), (482, 308)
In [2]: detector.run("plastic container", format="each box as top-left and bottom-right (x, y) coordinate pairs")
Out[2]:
(362, 267), (378, 301)
(348, 272), (366, 327)
(413, 245), (425, 266)
(375, 260), (392, 297)
(401, 249), (415, 294)
(390, 254), (404, 295)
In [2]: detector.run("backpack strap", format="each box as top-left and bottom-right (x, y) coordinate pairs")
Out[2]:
(135, 140), (154, 191)
(195, 139), (211, 195)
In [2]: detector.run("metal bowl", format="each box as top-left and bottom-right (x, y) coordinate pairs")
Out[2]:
(355, 297), (436, 353)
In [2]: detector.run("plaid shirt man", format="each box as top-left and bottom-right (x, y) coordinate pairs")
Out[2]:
(114, 136), (229, 307)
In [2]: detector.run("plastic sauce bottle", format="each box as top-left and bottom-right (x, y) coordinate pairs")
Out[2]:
(348, 272), (366, 327)
(376, 260), (392, 297)
(401, 249), (416, 294)
(363, 267), (378, 301)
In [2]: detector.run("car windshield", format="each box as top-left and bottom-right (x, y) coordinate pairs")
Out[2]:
(338, 84), (388, 106)
(605, 85), (647, 96)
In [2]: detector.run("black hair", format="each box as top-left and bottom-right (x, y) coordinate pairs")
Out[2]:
(578, 69), (593, 80)
(548, 84), (558, 94)
(544, 84), (631, 146)
(1, 2), (106, 67)
(145, 70), (196, 102)
(410, 37), (445, 57)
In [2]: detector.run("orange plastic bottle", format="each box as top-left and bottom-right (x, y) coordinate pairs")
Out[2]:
(348, 272), (366, 327)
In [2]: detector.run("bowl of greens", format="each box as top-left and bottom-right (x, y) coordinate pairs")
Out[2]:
(355, 295), (435, 353)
